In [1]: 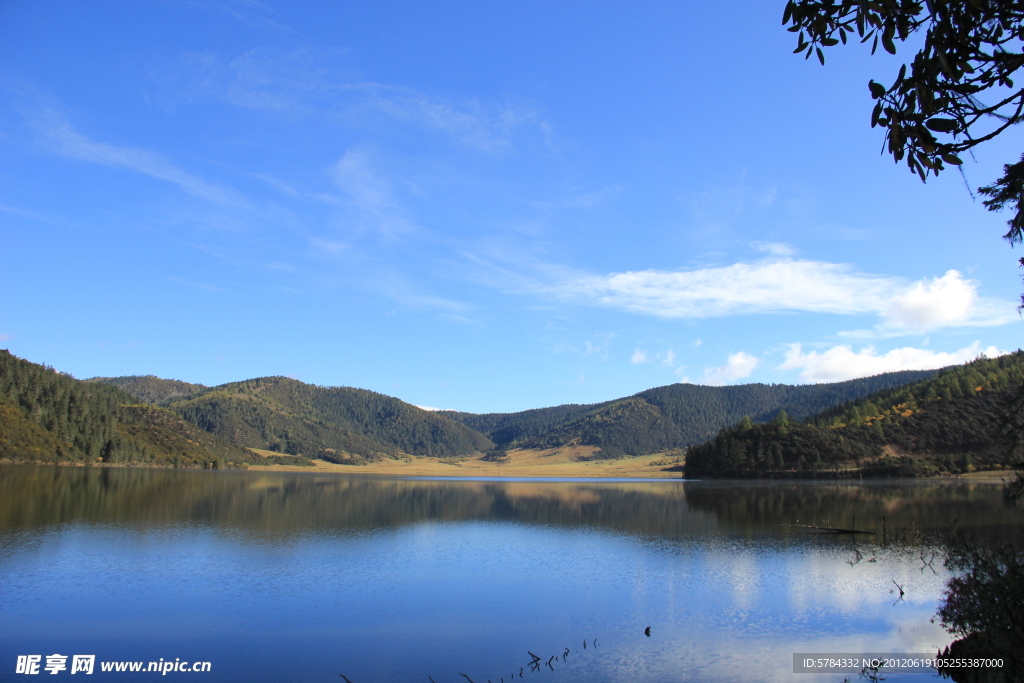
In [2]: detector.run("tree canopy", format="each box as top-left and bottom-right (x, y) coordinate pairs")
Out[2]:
(784, 0), (1024, 262)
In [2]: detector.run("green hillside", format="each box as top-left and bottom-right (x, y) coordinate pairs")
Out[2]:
(442, 403), (594, 446)
(0, 350), (265, 468)
(684, 352), (1024, 478)
(87, 375), (207, 403)
(0, 397), (67, 462)
(162, 376), (493, 462)
(446, 369), (940, 457)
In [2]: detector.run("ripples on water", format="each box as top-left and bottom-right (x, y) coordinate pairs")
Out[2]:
(1, 465), (1021, 682)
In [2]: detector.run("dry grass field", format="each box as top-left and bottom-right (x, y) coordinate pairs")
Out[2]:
(247, 446), (685, 478)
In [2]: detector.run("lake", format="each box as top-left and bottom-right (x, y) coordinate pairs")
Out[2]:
(2, 464), (1021, 682)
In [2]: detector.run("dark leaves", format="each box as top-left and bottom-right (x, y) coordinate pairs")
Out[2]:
(783, 0), (1024, 190)
(926, 117), (958, 132)
(882, 32), (897, 55)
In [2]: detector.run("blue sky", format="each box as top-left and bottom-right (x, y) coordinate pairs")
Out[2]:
(2, 1), (1022, 413)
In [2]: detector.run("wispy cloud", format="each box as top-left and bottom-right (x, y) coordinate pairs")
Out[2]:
(780, 341), (1006, 383)
(751, 241), (797, 256)
(529, 185), (622, 210)
(184, 0), (297, 34)
(555, 335), (612, 361)
(249, 172), (300, 197)
(702, 351), (760, 385)
(176, 49), (548, 153)
(371, 271), (476, 318)
(630, 348), (676, 367)
(330, 146), (419, 241)
(366, 87), (544, 155)
(583, 339), (609, 360)
(0, 202), (63, 226)
(684, 178), (781, 235)
(167, 277), (226, 293)
(551, 258), (1016, 333)
(32, 109), (246, 206)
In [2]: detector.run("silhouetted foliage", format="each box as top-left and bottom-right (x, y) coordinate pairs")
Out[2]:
(785, 1), (1024, 182)
(937, 537), (1024, 681)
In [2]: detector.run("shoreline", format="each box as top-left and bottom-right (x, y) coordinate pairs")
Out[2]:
(2, 456), (1013, 482)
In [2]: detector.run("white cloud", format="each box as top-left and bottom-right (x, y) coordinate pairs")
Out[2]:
(880, 269), (1001, 332)
(416, 405), (444, 411)
(780, 341), (1006, 383)
(33, 110), (246, 206)
(559, 258), (895, 318)
(630, 349), (648, 364)
(553, 259), (1016, 333)
(663, 349), (676, 366)
(702, 351), (760, 385)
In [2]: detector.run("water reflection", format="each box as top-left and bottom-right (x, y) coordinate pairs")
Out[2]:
(1, 465), (1021, 683)
(2, 465), (1016, 540)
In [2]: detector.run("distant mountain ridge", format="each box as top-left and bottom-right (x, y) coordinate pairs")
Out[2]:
(444, 369), (941, 457)
(85, 375), (207, 404)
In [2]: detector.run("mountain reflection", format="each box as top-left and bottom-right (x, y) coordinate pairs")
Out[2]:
(682, 480), (1023, 540)
(2, 465), (1019, 542)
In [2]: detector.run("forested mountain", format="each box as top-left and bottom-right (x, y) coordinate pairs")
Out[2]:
(162, 376), (493, 462)
(684, 352), (1024, 478)
(2, 349), (963, 469)
(87, 375), (206, 403)
(445, 369), (940, 457)
(442, 403), (595, 446)
(0, 351), (264, 468)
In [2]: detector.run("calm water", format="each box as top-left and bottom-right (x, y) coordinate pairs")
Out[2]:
(2, 465), (1022, 682)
